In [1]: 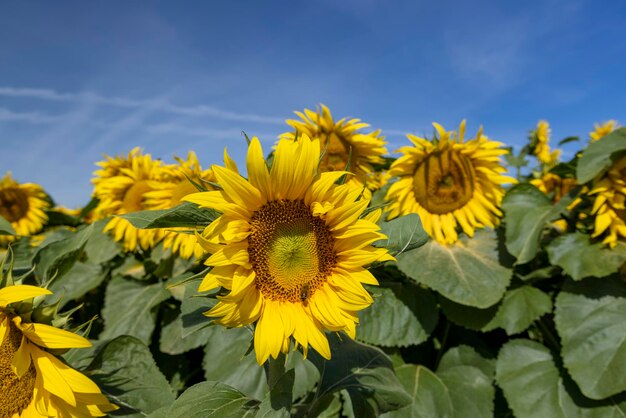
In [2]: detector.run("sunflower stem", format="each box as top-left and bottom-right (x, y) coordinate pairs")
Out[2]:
(264, 352), (287, 389)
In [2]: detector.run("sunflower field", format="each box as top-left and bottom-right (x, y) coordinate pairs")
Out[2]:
(1, 107), (626, 418)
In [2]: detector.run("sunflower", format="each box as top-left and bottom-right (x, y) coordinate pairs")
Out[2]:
(0, 173), (50, 245)
(530, 173), (577, 203)
(183, 135), (392, 364)
(282, 104), (388, 191)
(92, 148), (167, 252)
(386, 121), (514, 245)
(144, 151), (217, 259)
(587, 155), (626, 248)
(0, 284), (116, 417)
(532, 120), (560, 166)
(590, 120), (619, 142)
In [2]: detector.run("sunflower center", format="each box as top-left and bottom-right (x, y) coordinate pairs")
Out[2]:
(0, 187), (30, 223)
(0, 313), (36, 416)
(122, 180), (152, 213)
(320, 132), (355, 172)
(248, 200), (336, 303)
(413, 148), (476, 214)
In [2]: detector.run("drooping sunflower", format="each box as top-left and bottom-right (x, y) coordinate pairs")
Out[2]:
(590, 120), (619, 142)
(0, 283), (117, 417)
(386, 121), (514, 245)
(532, 120), (560, 166)
(530, 173), (577, 203)
(184, 135), (392, 364)
(144, 151), (217, 259)
(282, 104), (388, 191)
(587, 155), (626, 248)
(92, 148), (167, 252)
(0, 173), (50, 245)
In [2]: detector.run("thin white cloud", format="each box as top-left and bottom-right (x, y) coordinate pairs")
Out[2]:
(0, 107), (61, 123)
(0, 86), (284, 125)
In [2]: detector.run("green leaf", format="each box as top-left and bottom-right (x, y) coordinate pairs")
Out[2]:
(501, 184), (569, 264)
(34, 224), (94, 281)
(308, 333), (411, 416)
(256, 367), (294, 418)
(384, 346), (495, 418)
(496, 339), (626, 418)
(179, 277), (216, 338)
(84, 220), (120, 264)
(577, 127), (626, 183)
(47, 261), (108, 308)
(397, 229), (511, 308)
(555, 278), (626, 399)
(100, 278), (170, 344)
(375, 214), (429, 255)
(87, 336), (175, 416)
(482, 285), (553, 335)
(0, 215), (15, 235)
(120, 202), (217, 229)
(147, 381), (259, 418)
(547, 232), (626, 280)
(357, 284), (438, 347)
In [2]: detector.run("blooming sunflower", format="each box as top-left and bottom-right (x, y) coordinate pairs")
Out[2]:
(532, 120), (560, 166)
(183, 135), (392, 364)
(92, 148), (167, 252)
(386, 121), (514, 245)
(0, 284), (116, 417)
(530, 173), (577, 203)
(590, 120), (619, 142)
(282, 104), (388, 191)
(144, 151), (217, 259)
(587, 155), (626, 248)
(0, 173), (50, 245)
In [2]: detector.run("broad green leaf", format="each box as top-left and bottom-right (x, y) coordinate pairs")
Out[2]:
(375, 214), (429, 255)
(120, 202), (217, 229)
(501, 184), (569, 264)
(397, 229), (511, 308)
(256, 367), (294, 418)
(308, 333), (411, 417)
(555, 278), (626, 399)
(147, 381), (259, 418)
(384, 346), (495, 418)
(577, 127), (626, 183)
(0, 215), (15, 235)
(547, 232), (626, 280)
(160, 313), (213, 355)
(34, 224), (94, 281)
(496, 339), (626, 418)
(47, 261), (108, 308)
(100, 278), (170, 344)
(439, 296), (499, 330)
(482, 286), (553, 335)
(357, 284), (438, 347)
(87, 336), (175, 416)
(203, 327), (268, 400)
(84, 220), (120, 264)
(179, 277), (216, 338)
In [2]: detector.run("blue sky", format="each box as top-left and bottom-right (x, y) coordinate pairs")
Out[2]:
(2, 0), (626, 207)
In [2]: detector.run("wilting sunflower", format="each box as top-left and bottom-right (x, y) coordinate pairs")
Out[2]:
(282, 104), (388, 191)
(590, 120), (619, 142)
(587, 155), (626, 248)
(0, 173), (50, 245)
(530, 173), (577, 203)
(144, 151), (217, 259)
(532, 120), (560, 166)
(92, 148), (167, 252)
(386, 121), (514, 245)
(0, 283), (116, 417)
(184, 135), (392, 364)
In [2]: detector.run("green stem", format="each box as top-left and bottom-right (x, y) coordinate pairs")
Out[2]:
(537, 318), (560, 352)
(264, 352), (286, 389)
(434, 320), (450, 369)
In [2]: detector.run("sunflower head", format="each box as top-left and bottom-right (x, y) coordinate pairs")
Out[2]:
(590, 120), (619, 142)
(0, 173), (50, 245)
(531, 120), (560, 166)
(587, 155), (626, 248)
(144, 151), (217, 259)
(530, 172), (577, 203)
(92, 148), (169, 252)
(184, 134), (392, 364)
(282, 104), (388, 191)
(0, 270), (116, 416)
(386, 121), (514, 245)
